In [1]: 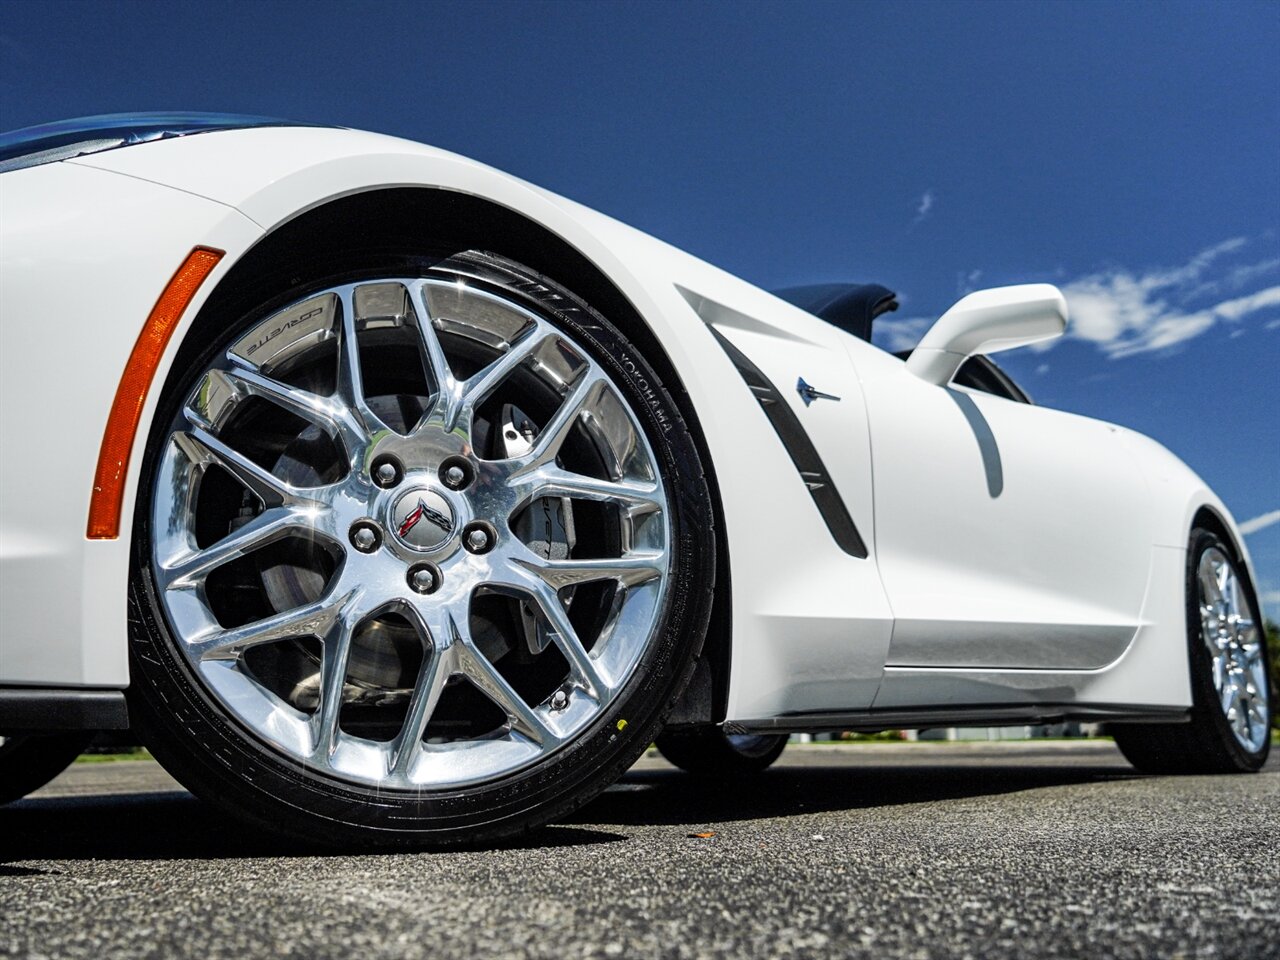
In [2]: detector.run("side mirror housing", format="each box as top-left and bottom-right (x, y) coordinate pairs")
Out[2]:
(905, 284), (1067, 386)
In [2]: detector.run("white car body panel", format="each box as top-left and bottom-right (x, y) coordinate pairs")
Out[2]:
(0, 161), (260, 685)
(0, 124), (1251, 723)
(859, 359), (1152, 671)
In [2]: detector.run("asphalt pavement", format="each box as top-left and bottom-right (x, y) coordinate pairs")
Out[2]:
(2, 741), (1277, 960)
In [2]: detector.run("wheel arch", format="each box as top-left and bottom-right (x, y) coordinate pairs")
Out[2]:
(1189, 503), (1263, 606)
(1192, 504), (1239, 556)
(166, 186), (733, 723)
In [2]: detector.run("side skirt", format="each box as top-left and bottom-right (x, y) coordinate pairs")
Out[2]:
(0, 688), (130, 733)
(723, 703), (1190, 736)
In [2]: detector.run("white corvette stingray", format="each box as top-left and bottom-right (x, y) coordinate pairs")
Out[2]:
(0, 115), (1270, 845)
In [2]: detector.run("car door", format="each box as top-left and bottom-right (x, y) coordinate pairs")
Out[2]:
(850, 347), (1155, 678)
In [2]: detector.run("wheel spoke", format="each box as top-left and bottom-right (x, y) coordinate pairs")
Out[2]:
(312, 594), (364, 758)
(1210, 655), (1226, 692)
(515, 464), (662, 513)
(189, 592), (346, 662)
(454, 616), (556, 745)
(336, 288), (391, 436)
(459, 326), (553, 412)
(1221, 680), (1240, 718)
(174, 427), (294, 506)
(1245, 696), (1268, 733)
(391, 647), (454, 774)
(1245, 652), (1269, 699)
(1200, 561), (1225, 609)
(523, 579), (609, 698)
(223, 363), (365, 453)
(391, 606), (460, 773)
(408, 291), (463, 430)
(514, 549), (664, 590)
(1217, 562), (1232, 599)
(1222, 568), (1240, 613)
(511, 368), (607, 473)
(162, 503), (327, 588)
(1234, 713), (1252, 748)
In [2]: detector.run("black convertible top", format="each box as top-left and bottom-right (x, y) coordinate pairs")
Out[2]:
(772, 283), (899, 342)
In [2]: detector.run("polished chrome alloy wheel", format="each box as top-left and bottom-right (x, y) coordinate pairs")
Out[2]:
(150, 273), (671, 790)
(1197, 546), (1270, 753)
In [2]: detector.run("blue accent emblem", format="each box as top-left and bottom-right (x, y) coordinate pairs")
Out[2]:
(796, 377), (841, 406)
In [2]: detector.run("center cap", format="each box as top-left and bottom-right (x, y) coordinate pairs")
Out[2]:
(389, 487), (456, 552)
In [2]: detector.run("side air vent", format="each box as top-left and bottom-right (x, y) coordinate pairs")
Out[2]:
(705, 325), (868, 559)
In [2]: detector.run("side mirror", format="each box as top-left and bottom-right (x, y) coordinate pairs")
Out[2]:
(905, 284), (1067, 386)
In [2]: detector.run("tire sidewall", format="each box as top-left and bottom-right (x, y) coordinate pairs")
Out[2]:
(128, 249), (715, 843)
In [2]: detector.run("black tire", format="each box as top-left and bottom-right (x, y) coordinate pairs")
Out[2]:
(655, 727), (788, 777)
(0, 733), (89, 805)
(128, 249), (716, 848)
(1114, 527), (1272, 774)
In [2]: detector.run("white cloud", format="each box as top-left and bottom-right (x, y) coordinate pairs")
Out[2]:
(1055, 239), (1280, 358)
(872, 316), (933, 353)
(874, 238), (1280, 358)
(957, 269), (983, 295)
(1213, 285), (1280, 321)
(1227, 257), (1280, 289)
(914, 190), (935, 224)
(1239, 509), (1280, 536)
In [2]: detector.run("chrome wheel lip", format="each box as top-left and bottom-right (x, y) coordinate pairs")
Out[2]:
(150, 273), (672, 790)
(1198, 546), (1270, 754)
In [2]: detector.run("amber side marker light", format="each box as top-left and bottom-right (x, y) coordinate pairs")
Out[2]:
(87, 246), (225, 539)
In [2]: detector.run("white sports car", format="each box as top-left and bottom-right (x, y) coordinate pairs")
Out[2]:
(0, 114), (1271, 844)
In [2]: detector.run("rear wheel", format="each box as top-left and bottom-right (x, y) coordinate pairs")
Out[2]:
(129, 250), (715, 847)
(656, 727), (788, 777)
(1114, 528), (1272, 774)
(0, 733), (88, 805)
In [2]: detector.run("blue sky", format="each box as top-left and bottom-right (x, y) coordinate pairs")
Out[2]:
(3, 0), (1278, 617)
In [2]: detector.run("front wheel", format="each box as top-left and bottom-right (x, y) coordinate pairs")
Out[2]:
(129, 250), (716, 847)
(1114, 527), (1272, 774)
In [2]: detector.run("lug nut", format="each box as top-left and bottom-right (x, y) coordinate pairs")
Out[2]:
(407, 563), (440, 595)
(463, 522), (494, 554)
(371, 455), (403, 489)
(350, 520), (382, 553)
(439, 456), (474, 491)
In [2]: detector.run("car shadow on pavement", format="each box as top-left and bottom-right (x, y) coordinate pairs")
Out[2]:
(0, 792), (626, 862)
(573, 760), (1141, 827)
(1, 756), (1141, 861)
